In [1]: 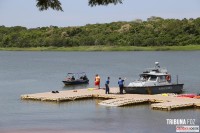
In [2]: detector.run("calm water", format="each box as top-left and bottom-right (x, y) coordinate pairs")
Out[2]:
(0, 51), (200, 133)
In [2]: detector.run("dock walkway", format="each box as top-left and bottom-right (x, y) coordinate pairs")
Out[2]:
(21, 87), (200, 111)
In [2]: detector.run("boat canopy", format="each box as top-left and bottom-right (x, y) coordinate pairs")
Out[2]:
(140, 73), (169, 76)
(144, 67), (167, 73)
(66, 72), (88, 79)
(67, 72), (86, 75)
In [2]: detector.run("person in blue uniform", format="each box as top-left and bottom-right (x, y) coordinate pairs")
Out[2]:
(118, 77), (125, 94)
(105, 77), (110, 94)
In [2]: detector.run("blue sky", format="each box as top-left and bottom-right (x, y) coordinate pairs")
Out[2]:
(0, 0), (200, 28)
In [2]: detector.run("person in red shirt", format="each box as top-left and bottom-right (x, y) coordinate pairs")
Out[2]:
(95, 74), (101, 89)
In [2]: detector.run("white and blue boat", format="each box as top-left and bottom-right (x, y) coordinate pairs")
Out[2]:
(124, 62), (184, 94)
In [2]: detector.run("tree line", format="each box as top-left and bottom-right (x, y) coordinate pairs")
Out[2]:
(0, 17), (200, 48)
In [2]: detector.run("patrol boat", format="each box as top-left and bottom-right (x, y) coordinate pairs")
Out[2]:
(123, 62), (184, 94)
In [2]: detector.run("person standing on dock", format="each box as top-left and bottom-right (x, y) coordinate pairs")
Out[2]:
(105, 77), (110, 94)
(95, 74), (101, 89)
(118, 77), (125, 94)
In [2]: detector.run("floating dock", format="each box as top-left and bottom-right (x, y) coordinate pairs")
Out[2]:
(21, 87), (200, 111)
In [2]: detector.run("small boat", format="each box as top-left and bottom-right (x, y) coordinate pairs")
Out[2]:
(123, 62), (184, 94)
(62, 72), (89, 85)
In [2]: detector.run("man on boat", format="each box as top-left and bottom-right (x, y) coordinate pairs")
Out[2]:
(82, 74), (87, 80)
(105, 77), (110, 94)
(95, 74), (101, 89)
(71, 76), (75, 80)
(118, 77), (125, 94)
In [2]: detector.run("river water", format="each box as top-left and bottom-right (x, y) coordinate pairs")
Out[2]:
(0, 51), (200, 133)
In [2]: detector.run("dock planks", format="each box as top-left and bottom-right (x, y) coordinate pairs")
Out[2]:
(21, 87), (200, 111)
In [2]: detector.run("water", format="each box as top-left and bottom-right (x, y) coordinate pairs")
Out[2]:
(0, 51), (200, 133)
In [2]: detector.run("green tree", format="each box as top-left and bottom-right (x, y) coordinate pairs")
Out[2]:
(36, 0), (123, 11)
(1, 17), (200, 47)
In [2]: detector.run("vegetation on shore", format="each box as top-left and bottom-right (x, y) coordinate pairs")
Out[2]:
(1, 45), (200, 51)
(0, 16), (200, 51)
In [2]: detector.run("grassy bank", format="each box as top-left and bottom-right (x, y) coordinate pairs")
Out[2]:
(0, 45), (200, 51)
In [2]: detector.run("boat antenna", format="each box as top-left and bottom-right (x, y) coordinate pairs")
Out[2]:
(176, 75), (179, 84)
(155, 62), (160, 68)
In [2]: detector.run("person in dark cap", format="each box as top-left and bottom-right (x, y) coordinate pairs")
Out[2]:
(118, 77), (125, 94)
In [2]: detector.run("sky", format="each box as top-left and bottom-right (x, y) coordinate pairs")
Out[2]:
(0, 0), (200, 28)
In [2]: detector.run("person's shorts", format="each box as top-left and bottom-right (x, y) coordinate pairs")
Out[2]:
(105, 84), (109, 88)
(95, 81), (100, 86)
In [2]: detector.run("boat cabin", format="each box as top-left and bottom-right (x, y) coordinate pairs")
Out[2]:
(139, 73), (171, 84)
(128, 66), (171, 87)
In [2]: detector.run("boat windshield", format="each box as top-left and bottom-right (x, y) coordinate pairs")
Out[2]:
(139, 75), (149, 81)
(66, 72), (88, 81)
(159, 75), (167, 82)
(149, 75), (157, 81)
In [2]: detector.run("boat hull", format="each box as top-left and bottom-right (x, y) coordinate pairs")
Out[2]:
(123, 84), (184, 94)
(62, 80), (89, 85)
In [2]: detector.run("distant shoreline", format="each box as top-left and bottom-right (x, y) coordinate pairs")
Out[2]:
(0, 45), (200, 51)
